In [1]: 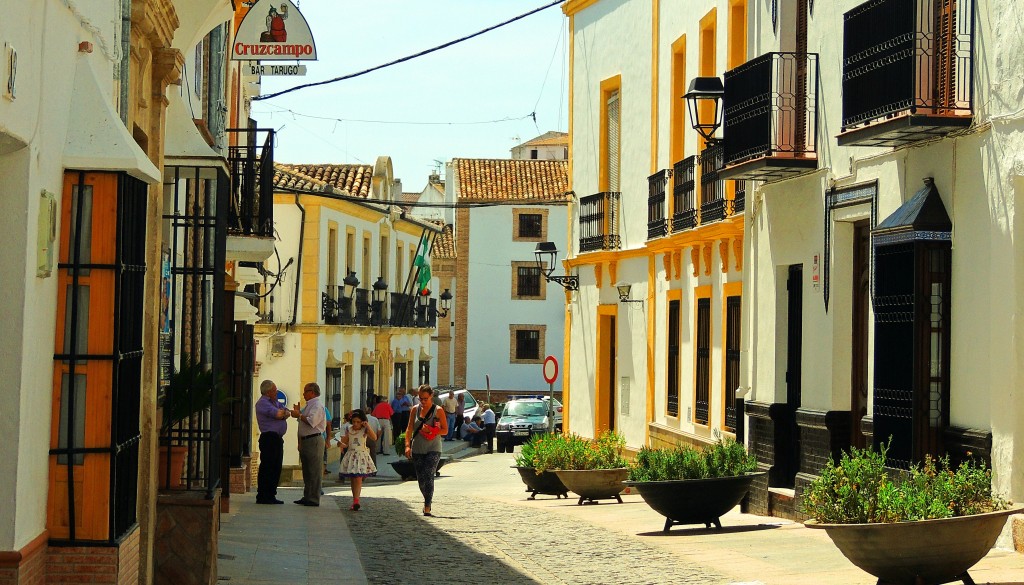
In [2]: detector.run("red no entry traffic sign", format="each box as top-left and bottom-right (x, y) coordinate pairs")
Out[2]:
(543, 355), (558, 384)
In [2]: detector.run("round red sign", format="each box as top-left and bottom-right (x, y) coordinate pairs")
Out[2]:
(543, 355), (558, 384)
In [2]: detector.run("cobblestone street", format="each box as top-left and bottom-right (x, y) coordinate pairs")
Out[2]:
(219, 446), (1024, 585)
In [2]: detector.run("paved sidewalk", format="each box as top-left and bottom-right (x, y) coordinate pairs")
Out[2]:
(217, 438), (478, 584)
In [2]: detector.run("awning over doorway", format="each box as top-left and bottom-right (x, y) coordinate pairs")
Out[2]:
(873, 178), (952, 246)
(164, 94), (228, 177)
(62, 61), (161, 184)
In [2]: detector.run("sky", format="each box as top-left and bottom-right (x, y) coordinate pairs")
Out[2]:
(251, 1), (569, 192)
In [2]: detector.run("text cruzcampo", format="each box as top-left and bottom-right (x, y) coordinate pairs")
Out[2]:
(233, 43), (314, 57)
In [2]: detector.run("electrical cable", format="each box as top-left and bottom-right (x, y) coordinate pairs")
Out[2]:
(275, 183), (573, 209)
(254, 103), (537, 127)
(253, 0), (565, 101)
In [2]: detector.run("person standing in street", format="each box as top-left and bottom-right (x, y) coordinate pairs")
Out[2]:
(371, 395), (394, 455)
(404, 384), (448, 516)
(441, 391), (458, 441)
(291, 382), (326, 506)
(454, 393), (465, 440)
(390, 388), (412, 445)
(364, 409), (382, 468)
(255, 379), (290, 504)
(480, 403), (496, 454)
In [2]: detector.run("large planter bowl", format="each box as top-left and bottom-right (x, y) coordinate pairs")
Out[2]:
(513, 466), (569, 499)
(624, 472), (764, 531)
(389, 457), (451, 481)
(553, 468), (629, 505)
(804, 503), (1023, 585)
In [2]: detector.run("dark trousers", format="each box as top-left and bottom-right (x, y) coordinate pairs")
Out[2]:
(484, 423), (496, 453)
(256, 432), (284, 502)
(393, 411), (409, 442)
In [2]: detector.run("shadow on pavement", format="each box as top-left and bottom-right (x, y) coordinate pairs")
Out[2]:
(635, 523), (785, 537)
(340, 495), (540, 584)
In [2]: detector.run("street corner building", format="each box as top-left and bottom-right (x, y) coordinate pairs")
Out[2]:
(0, 0), (283, 583)
(562, 0), (1024, 535)
(250, 158), (447, 476)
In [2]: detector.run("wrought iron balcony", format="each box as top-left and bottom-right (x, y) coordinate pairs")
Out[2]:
(672, 156), (698, 231)
(721, 52), (819, 182)
(322, 287), (435, 328)
(838, 0), (973, 147)
(700, 143), (727, 223)
(579, 192), (621, 252)
(226, 128), (275, 238)
(647, 169), (670, 240)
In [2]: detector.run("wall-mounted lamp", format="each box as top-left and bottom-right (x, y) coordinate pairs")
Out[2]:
(684, 76), (725, 144)
(534, 241), (579, 291)
(417, 287), (453, 318)
(342, 270), (360, 299)
(615, 282), (643, 304)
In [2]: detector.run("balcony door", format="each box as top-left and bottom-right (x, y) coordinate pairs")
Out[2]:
(851, 222), (871, 449)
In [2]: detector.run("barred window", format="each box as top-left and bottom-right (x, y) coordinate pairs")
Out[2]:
(518, 213), (543, 238)
(515, 329), (541, 361)
(517, 266), (542, 297)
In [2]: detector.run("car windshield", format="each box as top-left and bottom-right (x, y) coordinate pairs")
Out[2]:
(504, 402), (547, 417)
(460, 392), (477, 409)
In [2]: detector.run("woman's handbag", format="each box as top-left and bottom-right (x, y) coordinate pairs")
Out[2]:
(412, 405), (441, 441)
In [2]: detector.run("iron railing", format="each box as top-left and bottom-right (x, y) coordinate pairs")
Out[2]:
(672, 156), (698, 231)
(723, 52), (819, 166)
(841, 0), (973, 130)
(322, 287), (435, 328)
(161, 164), (228, 497)
(579, 192), (621, 252)
(226, 127), (275, 238)
(700, 143), (727, 223)
(734, 181), (746, 214)
(647, 169), (670, 240)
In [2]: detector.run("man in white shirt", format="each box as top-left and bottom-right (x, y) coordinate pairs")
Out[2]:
(291, 382), (326, 506)
(364, 410), (383, 467)
(480, 404), (496, 454)
(441, 392), (458, 441)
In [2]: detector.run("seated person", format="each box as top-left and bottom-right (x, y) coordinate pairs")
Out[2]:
(460, 416), (485, 446)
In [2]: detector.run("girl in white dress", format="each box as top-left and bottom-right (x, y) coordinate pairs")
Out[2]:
(338, 409), (377, 510)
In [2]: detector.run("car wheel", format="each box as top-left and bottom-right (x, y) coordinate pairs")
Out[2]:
(496, 439), (506, 453)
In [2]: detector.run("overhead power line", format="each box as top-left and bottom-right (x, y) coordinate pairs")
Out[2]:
(254, 103), (537, 126)
(253, 0), (565, 101)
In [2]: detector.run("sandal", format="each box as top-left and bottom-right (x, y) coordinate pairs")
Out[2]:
(423, 507), (433, 517)
(350, 501), (361, 511)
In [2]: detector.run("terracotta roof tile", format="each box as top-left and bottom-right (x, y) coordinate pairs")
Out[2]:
(521, 132), (568, 147)
(432, 224), (456, 259)
(273, 163), (373, 197)
(454, 158), (569, 203)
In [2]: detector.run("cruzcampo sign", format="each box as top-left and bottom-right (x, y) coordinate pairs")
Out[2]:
(232, 0), (317, 61)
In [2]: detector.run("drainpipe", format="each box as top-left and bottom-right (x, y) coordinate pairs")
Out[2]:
(290, 194), (305, 326)
(119, 0), (131, 124)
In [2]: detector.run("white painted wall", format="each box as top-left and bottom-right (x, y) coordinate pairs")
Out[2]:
(465, 205), (568, 393)
(744, 0), (1024, 500)
(0, 0), (132, 551)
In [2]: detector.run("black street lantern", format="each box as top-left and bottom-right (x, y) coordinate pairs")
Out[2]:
(438, 288), (453, 313)
(533, 241), (579, 291)
(684, 76), (725, 143)
(534, 241), (559, 278)
(343, 270), (360, 299)
(371, 276), (388, 304)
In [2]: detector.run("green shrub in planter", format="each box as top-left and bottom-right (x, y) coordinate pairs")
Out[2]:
(395, 432), (406, 456)
(627, 439), (756, 482)
(530, 431), (628, 473)
(802, 440), (1007, 524)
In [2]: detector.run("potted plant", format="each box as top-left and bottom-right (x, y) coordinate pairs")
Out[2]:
(533, 431), (629, 505)
(511, 435), (569, 500)
(802, 441), (1020, 585)
(158, 358), (227, 489)
(623, 438), (761, 531)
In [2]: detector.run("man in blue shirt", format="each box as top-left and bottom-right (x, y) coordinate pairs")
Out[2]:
(390, 387), (412, 445)
(254, 379), (290, 504)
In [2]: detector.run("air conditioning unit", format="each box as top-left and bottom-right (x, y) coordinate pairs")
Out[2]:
(270, 335), (286, 357)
